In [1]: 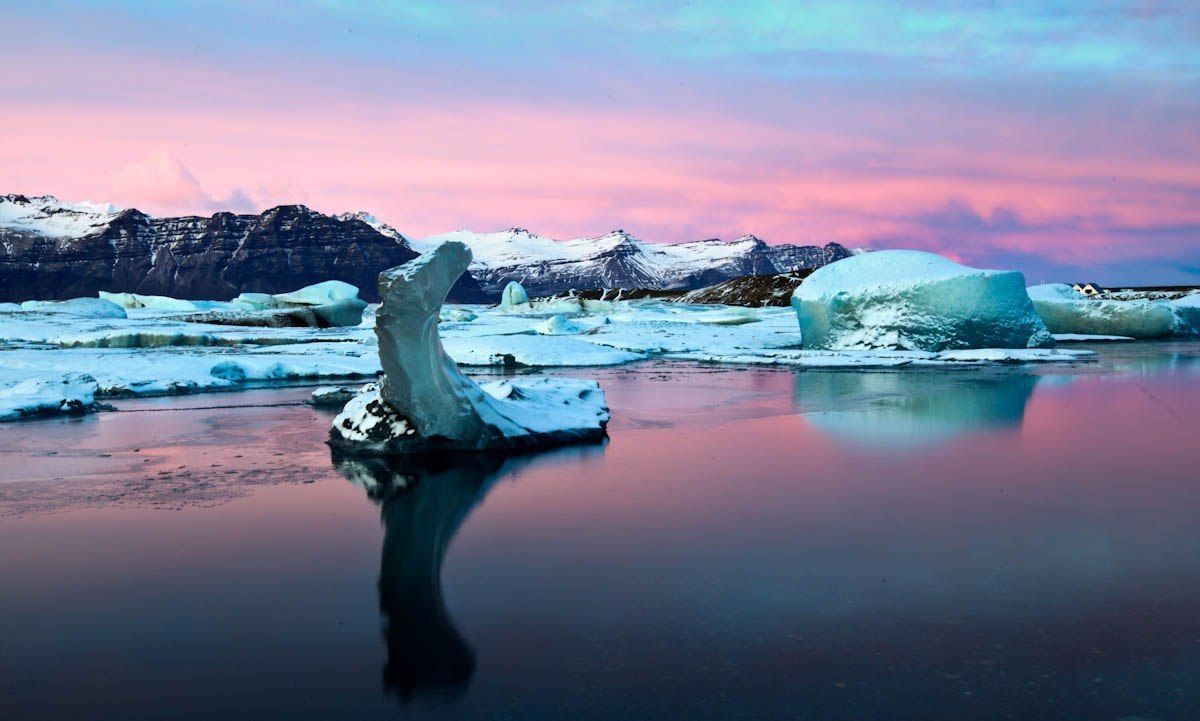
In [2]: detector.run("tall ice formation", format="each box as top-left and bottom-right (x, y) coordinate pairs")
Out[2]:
(330, 241), (609, 455)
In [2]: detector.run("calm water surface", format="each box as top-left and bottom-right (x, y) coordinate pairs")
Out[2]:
(1, 342), (1199, 720)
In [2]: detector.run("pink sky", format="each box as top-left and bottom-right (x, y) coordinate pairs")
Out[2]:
(3, 2), (1198, 283)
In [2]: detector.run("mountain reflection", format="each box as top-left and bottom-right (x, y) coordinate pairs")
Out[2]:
(331, 444), (604, 704)
(792, 369), (1040, 446)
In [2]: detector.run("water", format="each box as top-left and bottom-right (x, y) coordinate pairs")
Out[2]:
(2, 342), (1199, 720)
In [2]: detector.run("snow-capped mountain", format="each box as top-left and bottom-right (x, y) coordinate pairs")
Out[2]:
(348, 216), (853, 296)
(2, 195), (853, 304)
(0, 195), (488, 303)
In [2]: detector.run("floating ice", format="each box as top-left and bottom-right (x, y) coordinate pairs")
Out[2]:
(273, 280), (361, 306)
(98, 291), (199, 311)
(791, 250), (1054, 351)
(1171, 293), (1200, 336)
(330, 242), (609, 455)
(1027, 284), (1176, 339)
(19, 297), (127, 318)
(534, 315), (586, 335)
(0, 372), (100, 421)
(499, 280), (529, 310)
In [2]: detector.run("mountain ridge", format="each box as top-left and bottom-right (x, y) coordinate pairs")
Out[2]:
(2, 195), (857, 302)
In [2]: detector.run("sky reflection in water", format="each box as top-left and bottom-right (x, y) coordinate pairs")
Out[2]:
(1, 343), (1199, 720)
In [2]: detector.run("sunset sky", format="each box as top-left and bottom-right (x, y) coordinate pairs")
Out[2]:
(3, 1), (1198, 283)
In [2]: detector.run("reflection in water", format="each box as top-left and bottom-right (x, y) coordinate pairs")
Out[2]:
(792, 370), (1039, 446)
(332, 445), (604, 703)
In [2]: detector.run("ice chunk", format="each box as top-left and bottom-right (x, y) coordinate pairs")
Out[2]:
(1052, 333), (1135, 343)
(232, 292), (283, 310)
(98, 291), (198, 311)
(534, 315), (586, 335)
(439, 307), (478, 323)
(330, 242), (609, 455)
(1171, 293), (1200, 336)
(311, 385), (364, 408)
(19, 297), (127, 318)
(0, 373), (100, 420)
(1027, 284), (1175, 339)
(791, 250), (1054, 351)
(499, 280), (529, 310)
(273, 280), (361, 306)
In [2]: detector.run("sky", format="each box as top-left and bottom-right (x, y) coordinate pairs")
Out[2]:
(2, 0), (1198, 284)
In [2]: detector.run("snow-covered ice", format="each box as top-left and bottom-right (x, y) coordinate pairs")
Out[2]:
(791, 250), (1054, 351)
(19, 297), (128, 318)
(0, 373), (100, 421)
(98, 292), (199, 312)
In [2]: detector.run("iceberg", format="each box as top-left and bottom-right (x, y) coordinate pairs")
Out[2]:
(791, 250), (1054, 351)
(330, 242), (609, 455)
(1027, 284), (1176, 339)
(499, 280), (529, 310)
(19, 297), (127, 318)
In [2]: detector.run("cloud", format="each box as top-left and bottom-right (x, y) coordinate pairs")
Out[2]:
(109, 152), (255, 215)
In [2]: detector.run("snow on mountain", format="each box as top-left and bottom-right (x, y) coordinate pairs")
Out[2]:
(4, 195), (854, 302)
(0, 196), (487, 303)
(0, 194), (124, 238)
(403, 227), (852, 296)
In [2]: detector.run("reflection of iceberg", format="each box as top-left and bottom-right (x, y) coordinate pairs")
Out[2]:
(332, 444), (603, 701)
(793, 370), (1039, 446)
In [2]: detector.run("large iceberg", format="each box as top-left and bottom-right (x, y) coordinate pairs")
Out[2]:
(330, 241), (609, 455)
(1027, 284), (1176, 339)
(791, 250), (1054, 351)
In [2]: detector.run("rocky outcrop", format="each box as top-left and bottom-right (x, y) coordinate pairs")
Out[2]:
(0, 195), (489, 303)
(330, 241), (609, 455)
(675, 270), (815, 307)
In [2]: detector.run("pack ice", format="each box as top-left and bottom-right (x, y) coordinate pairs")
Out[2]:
(330, 242), (609, 455)
(791, 250), (1054, 351)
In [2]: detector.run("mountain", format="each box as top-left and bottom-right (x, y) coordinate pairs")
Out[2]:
(0, 195), (488, 303)
(349, 217), (853, 297)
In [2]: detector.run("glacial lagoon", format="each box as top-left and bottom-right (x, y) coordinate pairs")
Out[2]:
(2, 342), (1199, 720)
